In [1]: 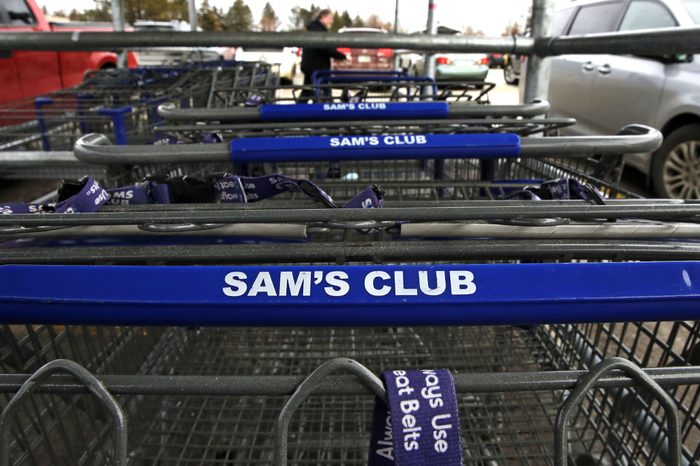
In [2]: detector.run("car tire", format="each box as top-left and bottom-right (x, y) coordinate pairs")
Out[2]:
(651, 123), (700, 199)
(504, 63), (519, 85)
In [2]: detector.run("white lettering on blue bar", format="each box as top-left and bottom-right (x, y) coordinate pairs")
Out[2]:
(258, 102), (449, 122)
(322, 103), (387, 111)
(222, 270), (476, 298)
(329, 135), (428, 148)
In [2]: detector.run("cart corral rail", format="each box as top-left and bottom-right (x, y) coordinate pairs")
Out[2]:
(0, 28), (699, 56)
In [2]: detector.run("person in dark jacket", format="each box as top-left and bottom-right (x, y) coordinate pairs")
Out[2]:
(299, 9), (346, 102)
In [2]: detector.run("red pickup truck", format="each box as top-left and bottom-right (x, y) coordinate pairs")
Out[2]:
(0, 0), (137, 105)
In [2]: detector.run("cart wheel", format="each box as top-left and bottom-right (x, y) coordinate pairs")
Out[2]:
(504, 63), (519, 85)
(651, 123), (700, 199)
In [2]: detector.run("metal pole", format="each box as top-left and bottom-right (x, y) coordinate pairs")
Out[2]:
(0, 367), (698, 395)
(0, 31), (527, 52)
(110, 0), (127, 68)
(188, 0), (197, 32)
(0, 29), (698, 54)
(424, 0), (438, 79)
(524, 0), (555, 103)
(394, 0), (400, 35)
(392, 0), (401, 70)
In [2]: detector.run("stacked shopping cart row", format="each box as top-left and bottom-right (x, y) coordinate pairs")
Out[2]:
(1, 75), (700, 466)
(0, 60), (279, 182)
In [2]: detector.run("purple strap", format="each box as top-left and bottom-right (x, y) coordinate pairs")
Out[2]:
(213, 174), (382, 208)
(0, 203), (45, 215)
(502, 178), (605, 203)
(151, 135), (185, 145)
(343, 185), (384, 209)
(150, 133), (222, 145)
(107, 182), (154, 205)
(369, 369), (463, 466)
(214, 174), (335, 205)
(1, 177), (109, 215)
(2, 175), (382, 214)
(244, 94), (266, 107)
(106, 181), (171, 206)
(54, 178), (110, 213)
(541, 178), (605, 203)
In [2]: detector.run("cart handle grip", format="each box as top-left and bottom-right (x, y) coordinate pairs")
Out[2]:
(2, 262), (700, 326)
(230, 133), (521, 163)
(157, 99), (551, 122)
(73, 125), (661, 165)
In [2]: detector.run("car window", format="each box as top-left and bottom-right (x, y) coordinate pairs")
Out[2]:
(0, 0), (35, 25)
(682, 0), (700, 23)
(620, 0), (677, 30)
(568, 1), (625, 34)
(552, 7), (575, 35)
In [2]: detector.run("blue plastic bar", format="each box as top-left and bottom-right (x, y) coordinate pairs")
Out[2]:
(311, 69), (409, 84)
(230, 133), (520, 163)
(97, 106), (132, 146)
(76, 93), (91, 134)
(1, 262), (699, 326)
(34, 97), (53, 152)
(259, 102), (448, 122)
(143, 96), (169, 125)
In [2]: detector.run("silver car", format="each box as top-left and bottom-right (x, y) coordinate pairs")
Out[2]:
(400, 26), (490, 82)
(547, 0), (700, 198)
(132, 21), (229, 66)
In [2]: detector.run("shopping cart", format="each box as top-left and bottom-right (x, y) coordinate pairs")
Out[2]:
(0, 62), (280, 182)
(2, 113), (700, 465)
(310, 69), (494, 103)
(168, 72), (495, 110)
(0, 62), (280, 150)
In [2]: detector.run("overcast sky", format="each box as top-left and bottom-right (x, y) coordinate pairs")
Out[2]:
(36, 0), (569, 36)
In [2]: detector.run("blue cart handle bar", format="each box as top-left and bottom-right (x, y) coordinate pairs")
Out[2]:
(157, 100), (551, 122)
(73, 125), (662, 165)
(1, 262), (698, 326)
(259, 102), (446, 122)
(230, 133), (520, 163)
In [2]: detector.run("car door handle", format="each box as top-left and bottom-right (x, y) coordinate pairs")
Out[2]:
(582, 61), (594, 72)
(598, 64), (611, 75)
(0, 50), (12, 59)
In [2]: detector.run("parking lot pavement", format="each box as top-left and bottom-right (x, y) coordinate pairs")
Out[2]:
(484, 68), (520, 104)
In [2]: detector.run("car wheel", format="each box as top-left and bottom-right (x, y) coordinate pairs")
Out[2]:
(503, 63), (519, 85)
(651, 123), (700, 199)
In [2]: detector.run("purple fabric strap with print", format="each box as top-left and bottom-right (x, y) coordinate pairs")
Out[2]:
(343, 186), (383, 209)
(1, 177), (110, 215)
(1, 175), (383, 214)
(106, 181), (171, 205)
(368, 369), (463, 466)
(213, 174), (383, 208)
(502, 178), (606, 204)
